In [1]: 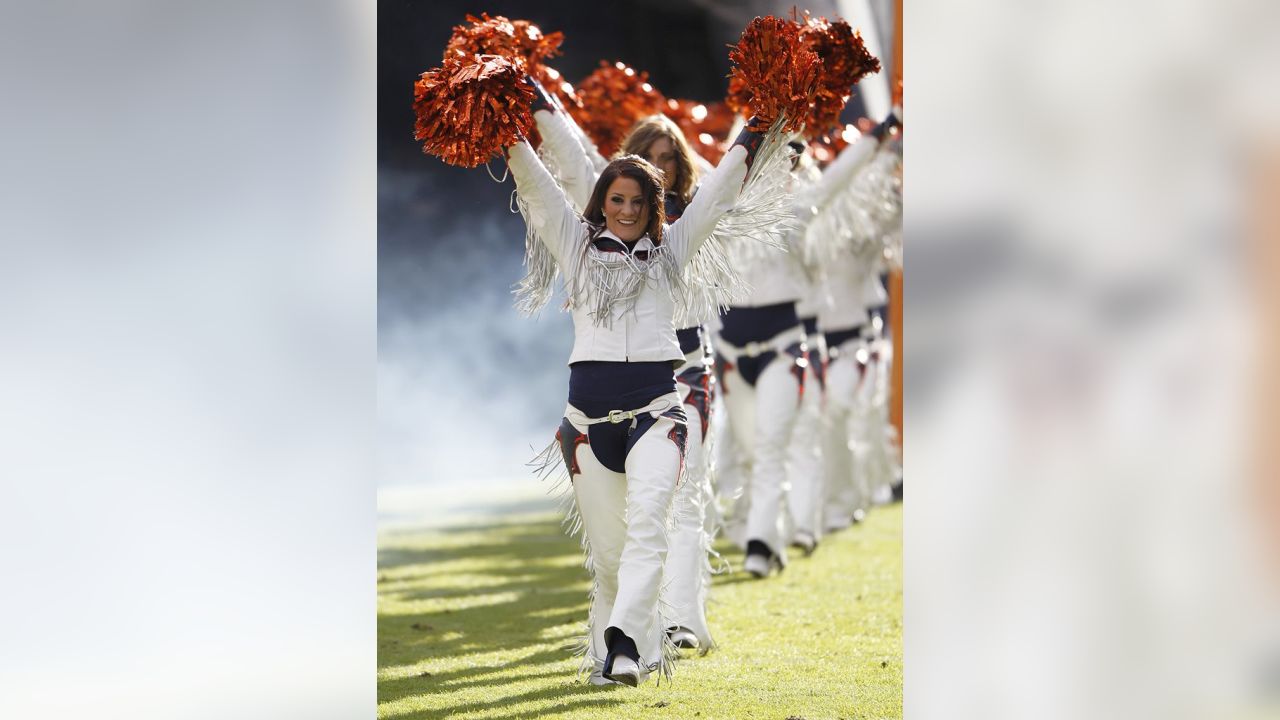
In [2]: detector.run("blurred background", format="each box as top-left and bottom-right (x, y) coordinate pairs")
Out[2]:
(904, 1), (1280, 718)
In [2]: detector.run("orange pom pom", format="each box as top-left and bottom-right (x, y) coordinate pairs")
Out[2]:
(799, 15), (881, 138)
(726, 16), (821, 133)
(443, 12), (569, 138)
(568, 61), (667, 157)
(413, 54), (535, 168)
(444, 13), (563, 74)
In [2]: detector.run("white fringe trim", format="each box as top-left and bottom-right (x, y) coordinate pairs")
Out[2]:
(527, 416), (687, 684)
(806, 145), (903, 269)
(512, 120), (805, 327)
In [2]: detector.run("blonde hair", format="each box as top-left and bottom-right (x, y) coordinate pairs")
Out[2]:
(620, 114), (698, 206)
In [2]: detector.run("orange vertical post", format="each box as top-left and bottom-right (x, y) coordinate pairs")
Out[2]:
(889, 0), (904, 447)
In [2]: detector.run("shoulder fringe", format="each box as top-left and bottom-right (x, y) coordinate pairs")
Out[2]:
(569, 242), (681, 328)
(510, 188), (563, 316)
(805, 145), (903, 268)
(690, 119), (801, 317)
(787, 161), (831, 287)
(510, 186), (684, 327)
(717, 119), (802, 267)
(513, 120), (804, 325)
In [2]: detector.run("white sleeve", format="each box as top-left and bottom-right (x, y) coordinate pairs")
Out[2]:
(567, 114), (610, 175)
(693, 151), (715, 179)
(506, 140), (585, 267)
(665, 144), (749, 269)
(533, 109), (600, 213)
(806, 133), (880, 211)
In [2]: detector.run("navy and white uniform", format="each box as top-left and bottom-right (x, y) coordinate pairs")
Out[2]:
(534, 104), (723, 652)
(785, 283), (830, 546)
(714, 227), (809, 567)
(507, 133), (751, 684)
(818, 255), (878, 529)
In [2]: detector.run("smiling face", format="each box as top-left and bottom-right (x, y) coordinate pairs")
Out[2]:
(602, 176), (650, 242)
(642, 136), (678, 192)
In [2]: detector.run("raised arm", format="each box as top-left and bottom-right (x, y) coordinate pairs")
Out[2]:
(664, 125), (762, 268)
(803, 111), (899, 211)
(506, 139), (585, 267)
(564, 110), (610, 176)
(692, 151), (715, 179)
(803, 131), (880, 212)
(529, 79), (600, 213)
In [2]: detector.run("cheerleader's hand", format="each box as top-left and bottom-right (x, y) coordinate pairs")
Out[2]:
(526, 75), (558, 115)
(731, 116), (770, 170)
(871, 112), (901, 142)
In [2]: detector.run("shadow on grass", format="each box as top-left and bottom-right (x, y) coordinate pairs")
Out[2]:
(383, 680), (627, 720)
(379, 514), (608, 717)
(711, 573), (766, 587)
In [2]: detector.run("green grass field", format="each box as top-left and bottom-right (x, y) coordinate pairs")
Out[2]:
(378, 502), (901, 719)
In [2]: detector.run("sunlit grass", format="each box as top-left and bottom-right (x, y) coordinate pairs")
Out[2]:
(378, 505), (901, 719)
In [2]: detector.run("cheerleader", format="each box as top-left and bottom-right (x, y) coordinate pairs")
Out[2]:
(621, 115), (719, 653)
(534, 106), (745, 653)
(714, 171), (810, 578)
(510, 84), (772, 685)
(786, 278), (831, 554)
(808, 113), (900, 530)
(820, 264), (881, 530)
(855, 287), (902, 511)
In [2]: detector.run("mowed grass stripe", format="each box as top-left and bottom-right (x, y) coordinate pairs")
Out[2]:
(378, 503), (901, 719)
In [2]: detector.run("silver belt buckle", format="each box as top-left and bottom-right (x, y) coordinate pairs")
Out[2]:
(608, 409), (629, 424)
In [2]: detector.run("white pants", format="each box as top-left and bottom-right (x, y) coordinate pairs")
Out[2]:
(786, 344), (827, 540)
(719, 352), (802, 557)
(823, 344), (870, 529)
(561, 394), (684, 683)
(855, 338), (901, 504)
(662, 369), (715, 648)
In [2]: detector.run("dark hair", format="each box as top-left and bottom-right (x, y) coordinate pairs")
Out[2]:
(620, 114), (698, 206)
(583, 155), (666, 244)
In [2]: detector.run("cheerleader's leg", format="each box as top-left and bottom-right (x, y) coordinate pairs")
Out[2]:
(868, 341), (902, 503)
(744, 357), (801, 560)
(823, 355), (857, 530)
(717, 364), (757, 550)
(568, 429), (630, 681)
(610, 409), (684, 679)
(662, 398), (712, 650)
(786, 361), (825, 548)
(849, 355), (876, 518)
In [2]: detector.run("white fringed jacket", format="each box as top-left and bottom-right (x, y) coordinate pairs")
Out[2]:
(507, 140), (749, 365)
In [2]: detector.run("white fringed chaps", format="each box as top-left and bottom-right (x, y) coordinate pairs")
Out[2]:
(786, 334), (828, 540)
(560, 396), (685, 684)
(717, 342), (803, 557)
(822, 340), (872, 529)
(661, 365), (717, 650)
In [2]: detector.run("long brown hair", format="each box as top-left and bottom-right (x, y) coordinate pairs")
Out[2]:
(583, 155), (666, 244)
(620, 114), (698, 206)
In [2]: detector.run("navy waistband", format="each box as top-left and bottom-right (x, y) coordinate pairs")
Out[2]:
(675, 326), (703, 355)
(800, 316), (818, 335)
(824, 325), (865, 349)
(719, 301), (799, 346)
(568, 361), (676, 419)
